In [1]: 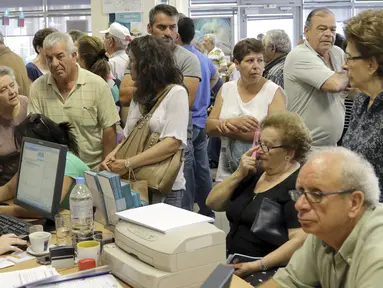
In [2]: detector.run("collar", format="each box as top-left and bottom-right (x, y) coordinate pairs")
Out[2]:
(322, 208), (374, 265)
(264, 54), (287, 71)
(209, 46), (220, 55)
(47, 64), (85, 86)
(109, 49), (127, 58)
(304, 40), (334, 60)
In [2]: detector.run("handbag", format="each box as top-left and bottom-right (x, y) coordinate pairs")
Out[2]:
(115, 84), (183, 197)
(250, 197), (288, 247)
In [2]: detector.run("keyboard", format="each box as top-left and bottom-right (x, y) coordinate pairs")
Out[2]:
(0, 214), (32, 236)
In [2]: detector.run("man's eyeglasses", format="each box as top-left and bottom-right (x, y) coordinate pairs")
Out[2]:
(259, 142), (286, 154)
(289, 189), (355, 203)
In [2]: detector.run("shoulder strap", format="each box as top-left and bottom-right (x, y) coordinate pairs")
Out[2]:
(140, 84), (177, 115)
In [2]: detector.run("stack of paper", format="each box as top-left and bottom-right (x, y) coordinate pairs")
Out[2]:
(116, 203), (215, 233)
(39, 274), (122, 288)
(0, 266), (58, 288)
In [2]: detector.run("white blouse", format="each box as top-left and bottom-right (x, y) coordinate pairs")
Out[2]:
(124, 85), (189, 190)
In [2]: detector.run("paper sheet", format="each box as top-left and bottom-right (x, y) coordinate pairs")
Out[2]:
(0, 258), (15, 269)
(0, 266), (58, 287)
(39, 274), (122, 288)
(7, 252), (35, 264)
(116, 203), (214, 233)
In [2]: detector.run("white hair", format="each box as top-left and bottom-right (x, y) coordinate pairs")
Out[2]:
(109, 35), (127, 50)
(204, 34), (216, 46)
(265, 29), (292, 54)
(0, 32), (4, 44)
(309, 147), (380, 208)
(43, 32), (75, 54)
(0, 65), (17, 84)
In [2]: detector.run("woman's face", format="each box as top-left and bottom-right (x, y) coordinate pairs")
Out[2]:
(257, 127), (290, 172)
(0, 75), (19, 115)
(236, 51), (265, 82)
(342, 40), (373, 90)
(128, 52), (137, 81)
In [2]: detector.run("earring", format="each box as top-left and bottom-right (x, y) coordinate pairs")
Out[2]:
(285, 156), (290, 161)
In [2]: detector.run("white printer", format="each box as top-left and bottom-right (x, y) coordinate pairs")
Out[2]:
(102, 220), (226, 288)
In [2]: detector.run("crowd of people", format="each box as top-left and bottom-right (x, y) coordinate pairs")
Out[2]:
(0, 4), (383, 287)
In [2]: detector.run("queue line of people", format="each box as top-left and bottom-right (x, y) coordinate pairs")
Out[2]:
(0, 4), (382, 286)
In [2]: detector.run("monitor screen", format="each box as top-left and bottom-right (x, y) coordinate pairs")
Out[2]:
(15, 138), (67, 219)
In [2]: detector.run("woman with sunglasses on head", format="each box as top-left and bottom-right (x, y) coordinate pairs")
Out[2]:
(341, 10), (383, 202)
(0, 114), (89, 218)
(206, 112), (310, 282)
(0, 66), (28, 202)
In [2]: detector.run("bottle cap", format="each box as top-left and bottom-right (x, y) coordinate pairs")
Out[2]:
(76, 177), (85, 184)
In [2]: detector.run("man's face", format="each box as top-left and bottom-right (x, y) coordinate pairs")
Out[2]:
(294, 157), (352, 238)
(304, 13), (336, 56)
(263, 37), (274, 63)
(45, 41), (77, 81)
(202, 37), (213, 52)
(147, 12), (178, 50)
(0, 75), (19, 115)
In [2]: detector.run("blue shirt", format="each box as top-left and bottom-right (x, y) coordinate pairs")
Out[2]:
(183, 45), (217, 128)
(26, 62), (43, 82)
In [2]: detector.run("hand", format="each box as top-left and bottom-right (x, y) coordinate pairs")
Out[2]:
(107, 159), (128, 176)
(0, 234), (27, 255)
(100, 150), (118, 171)
(227, 116), (259, 133)
(217, 119), (238, 135)
(230, 260), (259, 278)
(236, 146), (259, 178)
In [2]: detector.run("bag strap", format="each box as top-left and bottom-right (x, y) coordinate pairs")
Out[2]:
(139, 84), (176, 116)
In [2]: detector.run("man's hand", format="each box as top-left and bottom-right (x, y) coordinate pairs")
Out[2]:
(0, 234), (27, 255)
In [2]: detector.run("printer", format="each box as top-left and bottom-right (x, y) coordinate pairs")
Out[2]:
(102, 220), (226, 288)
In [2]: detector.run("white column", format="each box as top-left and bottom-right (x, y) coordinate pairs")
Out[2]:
(91, 0), (109, 38)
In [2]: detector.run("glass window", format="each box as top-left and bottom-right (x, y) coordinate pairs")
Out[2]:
(0, 0), (43, 11)
(47, 0), (90, 10)
(247, 18), (294, 44)
(47, 15), (91, 33)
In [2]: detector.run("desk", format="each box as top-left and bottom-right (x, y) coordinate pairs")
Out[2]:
(1, 219), (251, 288)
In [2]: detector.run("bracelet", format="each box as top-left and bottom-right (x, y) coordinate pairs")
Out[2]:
(260, 258), (268, 271)
(124, 158), (131, 170)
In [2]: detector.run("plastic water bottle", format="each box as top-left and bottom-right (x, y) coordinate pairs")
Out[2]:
(70, 177), (94, 246)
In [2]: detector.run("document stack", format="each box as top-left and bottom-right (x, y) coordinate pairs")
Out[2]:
(84, 171), (147, 227)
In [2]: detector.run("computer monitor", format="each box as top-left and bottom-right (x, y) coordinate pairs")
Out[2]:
(14, 137), (67, 220)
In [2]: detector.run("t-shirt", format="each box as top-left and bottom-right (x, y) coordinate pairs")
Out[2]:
(183, 45), (217, 128)
(124, 85), (189, 191)
(208, 46), (227, 69)
(173, 45), (201, 139)
(284, 41), (346, 147)
(273, 206), (383, 288)
(109, 50), (130, 81)
(26, 62), (43, 82)
(0, 95), (28, 186)
(61, 152), (90, 209)
(226, 170), (300, 257)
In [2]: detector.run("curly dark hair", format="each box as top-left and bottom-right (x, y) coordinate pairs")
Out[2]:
(129, 35), (183, 114)
(14, 114), (79, 156)
(233, 38), (264, 63)
(33, 28), (57, 54)
(260, 112), (312, 163)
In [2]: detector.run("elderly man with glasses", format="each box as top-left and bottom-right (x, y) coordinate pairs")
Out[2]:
(260, 147), (383, 288)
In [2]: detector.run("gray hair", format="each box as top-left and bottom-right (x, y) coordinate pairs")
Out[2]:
(108, 34), (127, 50)
(309, 147), (380, 208)
(305, 8), (334, 29)
(204, 34), (216, 46)
(265, 29), (291, 54)
(0, 66), (17, 83)
(43, 32), (75, 54)
(0, 32), (4, 44)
